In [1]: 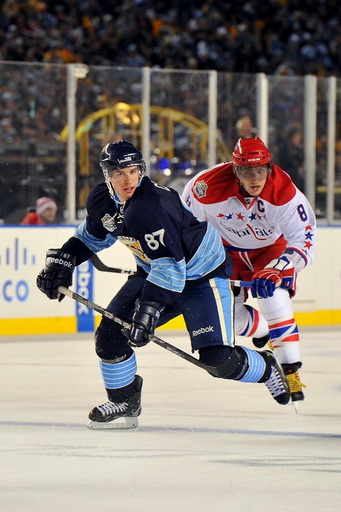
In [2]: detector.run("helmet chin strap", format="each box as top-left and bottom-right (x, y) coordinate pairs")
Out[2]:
(137, 171), (145, 186)
(105, 178), (115, 200)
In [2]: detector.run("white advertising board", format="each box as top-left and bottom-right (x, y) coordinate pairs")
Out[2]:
(0, 226), (136, 335)
(0, 225), (340, 335)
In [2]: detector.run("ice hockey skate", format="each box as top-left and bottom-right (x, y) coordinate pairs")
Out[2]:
(282, 362), (306, 411)
(262, 351), (290, 405)
(87, 375), (143, 430)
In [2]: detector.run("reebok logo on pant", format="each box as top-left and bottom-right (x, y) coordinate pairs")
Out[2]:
(192, 326), (214, 336)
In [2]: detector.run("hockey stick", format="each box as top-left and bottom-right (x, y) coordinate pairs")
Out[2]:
(90, 253), (252, 287)
(58, 285), (232, 378)
(90, 253), (136, 275)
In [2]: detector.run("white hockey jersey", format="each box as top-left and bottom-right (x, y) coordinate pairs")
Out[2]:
(182, 162), (316, 271)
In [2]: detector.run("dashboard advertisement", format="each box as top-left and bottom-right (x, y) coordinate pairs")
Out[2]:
(0, 225), (340, 335)
(0, 226), (135, 335)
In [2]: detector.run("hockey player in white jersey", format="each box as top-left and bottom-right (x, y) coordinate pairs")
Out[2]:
(182, 137), (316, 406)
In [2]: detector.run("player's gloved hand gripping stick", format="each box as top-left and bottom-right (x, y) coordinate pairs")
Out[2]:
(37, 249), (76, 301)
(90, 253), (294, 291)
(251, 256), (295, 299)
(58, 286), (238, 379)
(122, 298), (165, 348)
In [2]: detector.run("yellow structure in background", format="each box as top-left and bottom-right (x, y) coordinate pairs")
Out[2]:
(60, 102), (230, 177)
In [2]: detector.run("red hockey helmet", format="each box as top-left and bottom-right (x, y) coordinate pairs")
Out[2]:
(232, 137), (271, 167)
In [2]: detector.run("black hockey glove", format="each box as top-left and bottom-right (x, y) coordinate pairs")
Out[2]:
(36, 248), (76, 301)
(123, 298), (165, 348)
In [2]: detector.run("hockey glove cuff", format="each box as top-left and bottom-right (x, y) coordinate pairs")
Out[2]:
(36, 248), (76, 301)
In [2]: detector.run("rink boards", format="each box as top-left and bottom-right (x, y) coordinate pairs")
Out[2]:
(0, 226), (340, 335)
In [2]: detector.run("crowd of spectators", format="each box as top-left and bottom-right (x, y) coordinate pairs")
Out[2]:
(0, 0), (340, 223)
(0, 0), (340, 77)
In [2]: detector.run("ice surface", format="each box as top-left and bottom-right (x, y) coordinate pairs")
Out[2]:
(1, 328), (340, 512)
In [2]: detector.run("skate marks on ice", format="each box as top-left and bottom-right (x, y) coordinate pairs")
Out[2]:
(1, 328), (341, 512)
(1, 419), (341, 439)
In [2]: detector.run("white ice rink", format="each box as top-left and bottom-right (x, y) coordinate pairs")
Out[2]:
(1, 327), (340, 512)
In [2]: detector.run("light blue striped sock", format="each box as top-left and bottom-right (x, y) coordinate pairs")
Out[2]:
(238, 346), (266, 383)
(99, 353), (137, 389)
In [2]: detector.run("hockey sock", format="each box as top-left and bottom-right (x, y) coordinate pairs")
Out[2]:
(237, 304), (269, 338)
(236, 346), (266, 383)
(99, 353), (137, 401)
(268, 317), (300, 362)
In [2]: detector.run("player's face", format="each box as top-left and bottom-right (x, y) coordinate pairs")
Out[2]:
(110, 166), (140, 201)
(235, 166), (268, 196)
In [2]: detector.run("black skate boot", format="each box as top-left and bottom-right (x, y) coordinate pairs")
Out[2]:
(252, 334), (270, 348)
(261, 351), (290, 405)
(87, 375), (143, 430)
(282, 362), (306, 409)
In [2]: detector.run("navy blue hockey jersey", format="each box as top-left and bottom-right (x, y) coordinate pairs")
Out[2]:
(68, 177), (232, 304)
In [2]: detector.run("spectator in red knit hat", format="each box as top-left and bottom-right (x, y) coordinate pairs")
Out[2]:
(20, 197), (58, 225)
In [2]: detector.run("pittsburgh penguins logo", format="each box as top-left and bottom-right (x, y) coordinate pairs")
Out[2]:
(117, 236), (150, 263)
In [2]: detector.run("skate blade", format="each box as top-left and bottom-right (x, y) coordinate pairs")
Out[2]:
(87, 416), (139, 430)
(288, 398), (300, 414)
(292, 401), (300, 414)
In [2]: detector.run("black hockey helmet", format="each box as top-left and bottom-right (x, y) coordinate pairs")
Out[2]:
(100, 140), (146, 199)
(100, 140), (146, 174)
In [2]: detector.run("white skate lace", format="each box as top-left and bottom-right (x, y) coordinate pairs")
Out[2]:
(97, 401), (129, 416)
(265, 367), (286, 397)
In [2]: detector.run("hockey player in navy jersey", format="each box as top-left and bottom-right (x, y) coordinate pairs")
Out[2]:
(182, 137), (316, 406)
(37, 140), (290, 429)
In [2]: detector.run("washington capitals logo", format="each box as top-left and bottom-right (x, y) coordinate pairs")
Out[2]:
(194, 180), (208, 198)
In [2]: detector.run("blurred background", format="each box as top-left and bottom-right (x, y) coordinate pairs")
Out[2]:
(0, 0), (340, 225)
